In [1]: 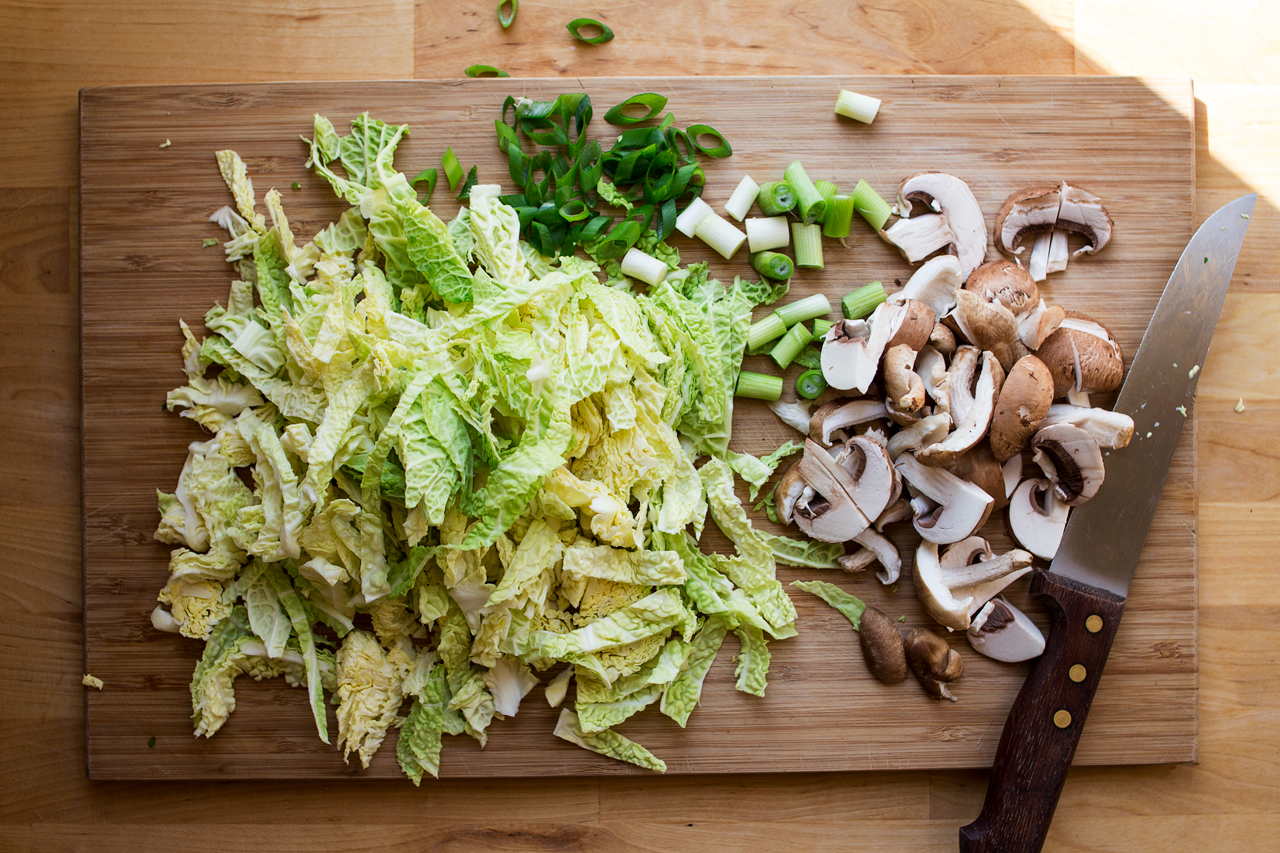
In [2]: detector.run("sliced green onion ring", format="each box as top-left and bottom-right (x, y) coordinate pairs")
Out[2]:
(410, 167), (438, 202)
(795, 369), (828, 400)
(559, 198), (591, 222)
(685, 124), (732, 158)
(456, 165), (479, 201)
(605, 93), (668, 125)
(566, 17), (615, 44)
(442, 147), (464, 192)
(465, 65), (510, 78)
(498, 0), (517, 28)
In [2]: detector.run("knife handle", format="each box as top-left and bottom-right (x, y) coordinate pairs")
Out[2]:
(959, 568), (1127, 853)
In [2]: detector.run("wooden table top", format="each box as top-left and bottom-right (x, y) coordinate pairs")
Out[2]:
(2, 1), (1277, 851)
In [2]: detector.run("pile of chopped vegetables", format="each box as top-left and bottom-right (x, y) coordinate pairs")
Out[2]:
(152, 111), (837, 782)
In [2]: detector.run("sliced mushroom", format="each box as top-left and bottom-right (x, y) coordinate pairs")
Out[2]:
(874, 497), (913, 532)
(860, 607), (909, 684)
(989, 355), (1054, 462)
(916, 345), (951, 416)
(808, 398), (888, 447)
(928, 321), (957, 357)
(964, 260), (1040, 317)
(1001, 455), (1023, 499)
(1036, 311), (1124, 397)
(1027, 230), (1052, 282)
(994, 184), (1062, 257)
(838, 549), (878, 574)
(882, 213), (955, 265)
(793, 449), (871, 543)
(852, 527), (902, 584)
(914, 539), (1033, 633)
(776, 461), (808, 525)
(1045, 227), (1070, 274)
(968, 598), (1045, 663)
(883, 345), (926, 416)
(1040, 404), (1134, 449)
(1008, 478), (1069, 559)
(831, 437), (897, 522)
(1017, 299), (1066, 350)
(1056, 182), (1113, 256)
(947, 443), (1009, 511)
(1031, 424), (1105, 506)
(916, 350), (1004, 467)
(886, 412), (951, 460)
(895, 455), (994, 545)
(890, 255), (963, 318)
(894, 172), (989, 282)
(950, 290), (1030, 372)
(768, 398), (815, 435)
(945, 346), (981, 428)
(905, 627), (964, 701)
(821, 303), (899, 394)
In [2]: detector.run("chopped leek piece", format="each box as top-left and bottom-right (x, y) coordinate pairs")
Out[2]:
(770, 322), (812, 370)
(498, 0), (517, 28)
(783, 161), (826, 224)
(774, 294), (831, 327)
(724, 175), (760, 221)
(745, 216), (789, 253)
(842, 281), (886, 320)
(852, 179), (892, 230)
(834, 89), (881, 124)
(465, 65), (511, 78)
(620, 247), (668, 286)
(566, 18), (615, 44)
(410, 168), (438, 202)
(750, 251), (794, 282)
(442, 147), (464, 192)
(811, 318), (833, 341)
(757, 181), (796, 216)
(604, 93), (667, 125)
(675, 196), (714, 237)
(736, 371), (784, 402)
(791, 222), (823, 268)
(823, 193), (855, 238)
(694, 211), (747, 259)
(814, 179), (838, 209)
(746, 313), (788, 351)
(795, 369), (828, 400)
(686, 125), (732, 158)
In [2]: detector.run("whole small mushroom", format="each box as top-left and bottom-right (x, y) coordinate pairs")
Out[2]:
(905, 627), (964, 701)
(1036, 310), (1124, 397)
(964, 260), (1040, 317)
(989, 355), (1055, 461)
(859, 607), (909, 684)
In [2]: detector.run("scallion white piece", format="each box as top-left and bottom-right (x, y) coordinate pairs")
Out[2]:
(675, 197), (714, 237)
(745, 216), (790, 253)
(619, 247), (669, 286)
(723, 174), (761, 221)
(834, 89), (881, 124)
(694, 211), (747, 259)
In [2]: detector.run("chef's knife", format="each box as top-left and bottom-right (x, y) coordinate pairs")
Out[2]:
(959, 193), (1257, 853)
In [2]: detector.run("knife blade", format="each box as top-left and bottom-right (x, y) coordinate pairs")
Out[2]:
(959, 193), (1257, 853)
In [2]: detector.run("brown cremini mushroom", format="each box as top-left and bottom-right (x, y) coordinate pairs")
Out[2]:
(905, 627), (964, 701)
(1031, 423), (1105, 505)
(892, 172), (989, 282)
(964, 260), (1040, 317)
(1036, 310), (1124, 397)
(989, 355), (1055, 461)
(860, 607), (909, 684)
(951, 290), (1030, 372)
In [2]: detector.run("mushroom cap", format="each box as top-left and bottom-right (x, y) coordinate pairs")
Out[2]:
(808, 397), (888, 446)
(916, 350), (1004, 468)
(859, 607), (909, 684)
(1007, 477), (1069, 560)
(904, 627), (964, 701)
(833, 436), (897, 522)
(822, 303), (899, 394)
(928, 321), (957, 357)
(951, 289), (1031, 373)
(994, 184), (1062, 256)
(1017, 299), (1066, 350)
(945, 346), (982, 428)
(896, 454), (995, 545)
(897, 172), (989, 282)
(776, 460), (808, 525)
(964, 260), (1040, 317)
(1036, 310), (1124, 396)
(892, 255), (962, 317)
(886, 412), (952, 460)
(967, 598), (1046, 663)
(989, 355), (1055, 461)
(883, 344), (926, 415)
(885, 299), (937, 352)
(1057, 182), (1113, 256)
(853, 526), (903, 585)
(792, 444), (873, 543)
(913, 540), (974, 631)
(946, 443), (1010, 511)
(1032, 423), (1105, 506)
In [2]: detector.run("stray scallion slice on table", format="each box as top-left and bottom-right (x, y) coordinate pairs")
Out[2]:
(852, 179), (892, 230)
(686, 125), (732, 159)
(756, 181), (796, 216)
(694, 211), (747, 259)
(409, 167), (438, 202)
(465, 65), (511, 78)
(834, 89), (881, 124)
(566, 17), (615, 44)
(791, 222), (824, 268)
(736, 371), (784, 401)
(620, 247), (669, 286)
(724, 174), (760, 221)
(842, 281), (886, 320)
(442, 146), (464, 192)
(795, 369), (828, 400)
(750, 251), (794, 282)
(774, 293), (832, 327)
(823, 193), (855, 239)
(783, 161), (826, 224)
(770, 322), (812, 370)
(604, 93), (667, 125)
(746, 313), (788, 351)
(745, 216), (789, 253)
(498, 0), (517, 28)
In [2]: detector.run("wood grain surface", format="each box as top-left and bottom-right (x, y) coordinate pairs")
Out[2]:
(79, 76), (1196, 779)
(4, 0), (1279, 850)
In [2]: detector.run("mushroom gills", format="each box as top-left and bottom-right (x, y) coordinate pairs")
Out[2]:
(968, 598), (1046, 663)
(1031, 423), (1104, 506)
(1007, 477), (1069, 559)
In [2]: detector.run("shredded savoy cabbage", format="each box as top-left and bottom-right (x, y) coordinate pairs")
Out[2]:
(152, 112), (809, 781)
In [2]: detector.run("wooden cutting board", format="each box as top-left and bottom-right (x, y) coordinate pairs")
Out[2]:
(80, 77), (1197, 779)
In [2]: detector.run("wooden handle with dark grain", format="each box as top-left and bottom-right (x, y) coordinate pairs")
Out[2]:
(959, 568), (1127, 853)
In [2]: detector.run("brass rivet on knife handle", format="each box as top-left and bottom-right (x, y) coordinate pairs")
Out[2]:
(1053, 710), (1072, 729)
(1085, 615), (1103, 633)
(1068, 665), (1087, 682)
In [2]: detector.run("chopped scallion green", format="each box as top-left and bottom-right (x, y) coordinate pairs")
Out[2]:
(604, 93), (667, 125)
(746, 313), (788, 351)
(852, 179), (892, 230)
(842, 281), (886, 320)
(750, 251), (794, 282)
(442, 147), (464, 192)
(791, 222), (824, 268)
(736, 371), (784, 401)
(498, 0), (517, 28)
(823, 193), (855, 238)
(410, 168), (438, 203)
(783, 161), (826, 224)
(685, 125), (732, 158)
(566, 17), (615, 44)
(756, 181), (796, 216)
(811, 318), (833, 341)
(456, 165), (479, 200)
(774, 293), (832, 327)
(814, 179), (839, 211)
(795, 369), (828, 400)
(771, 322), (812, 370)
(465, 65), (511, 78)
